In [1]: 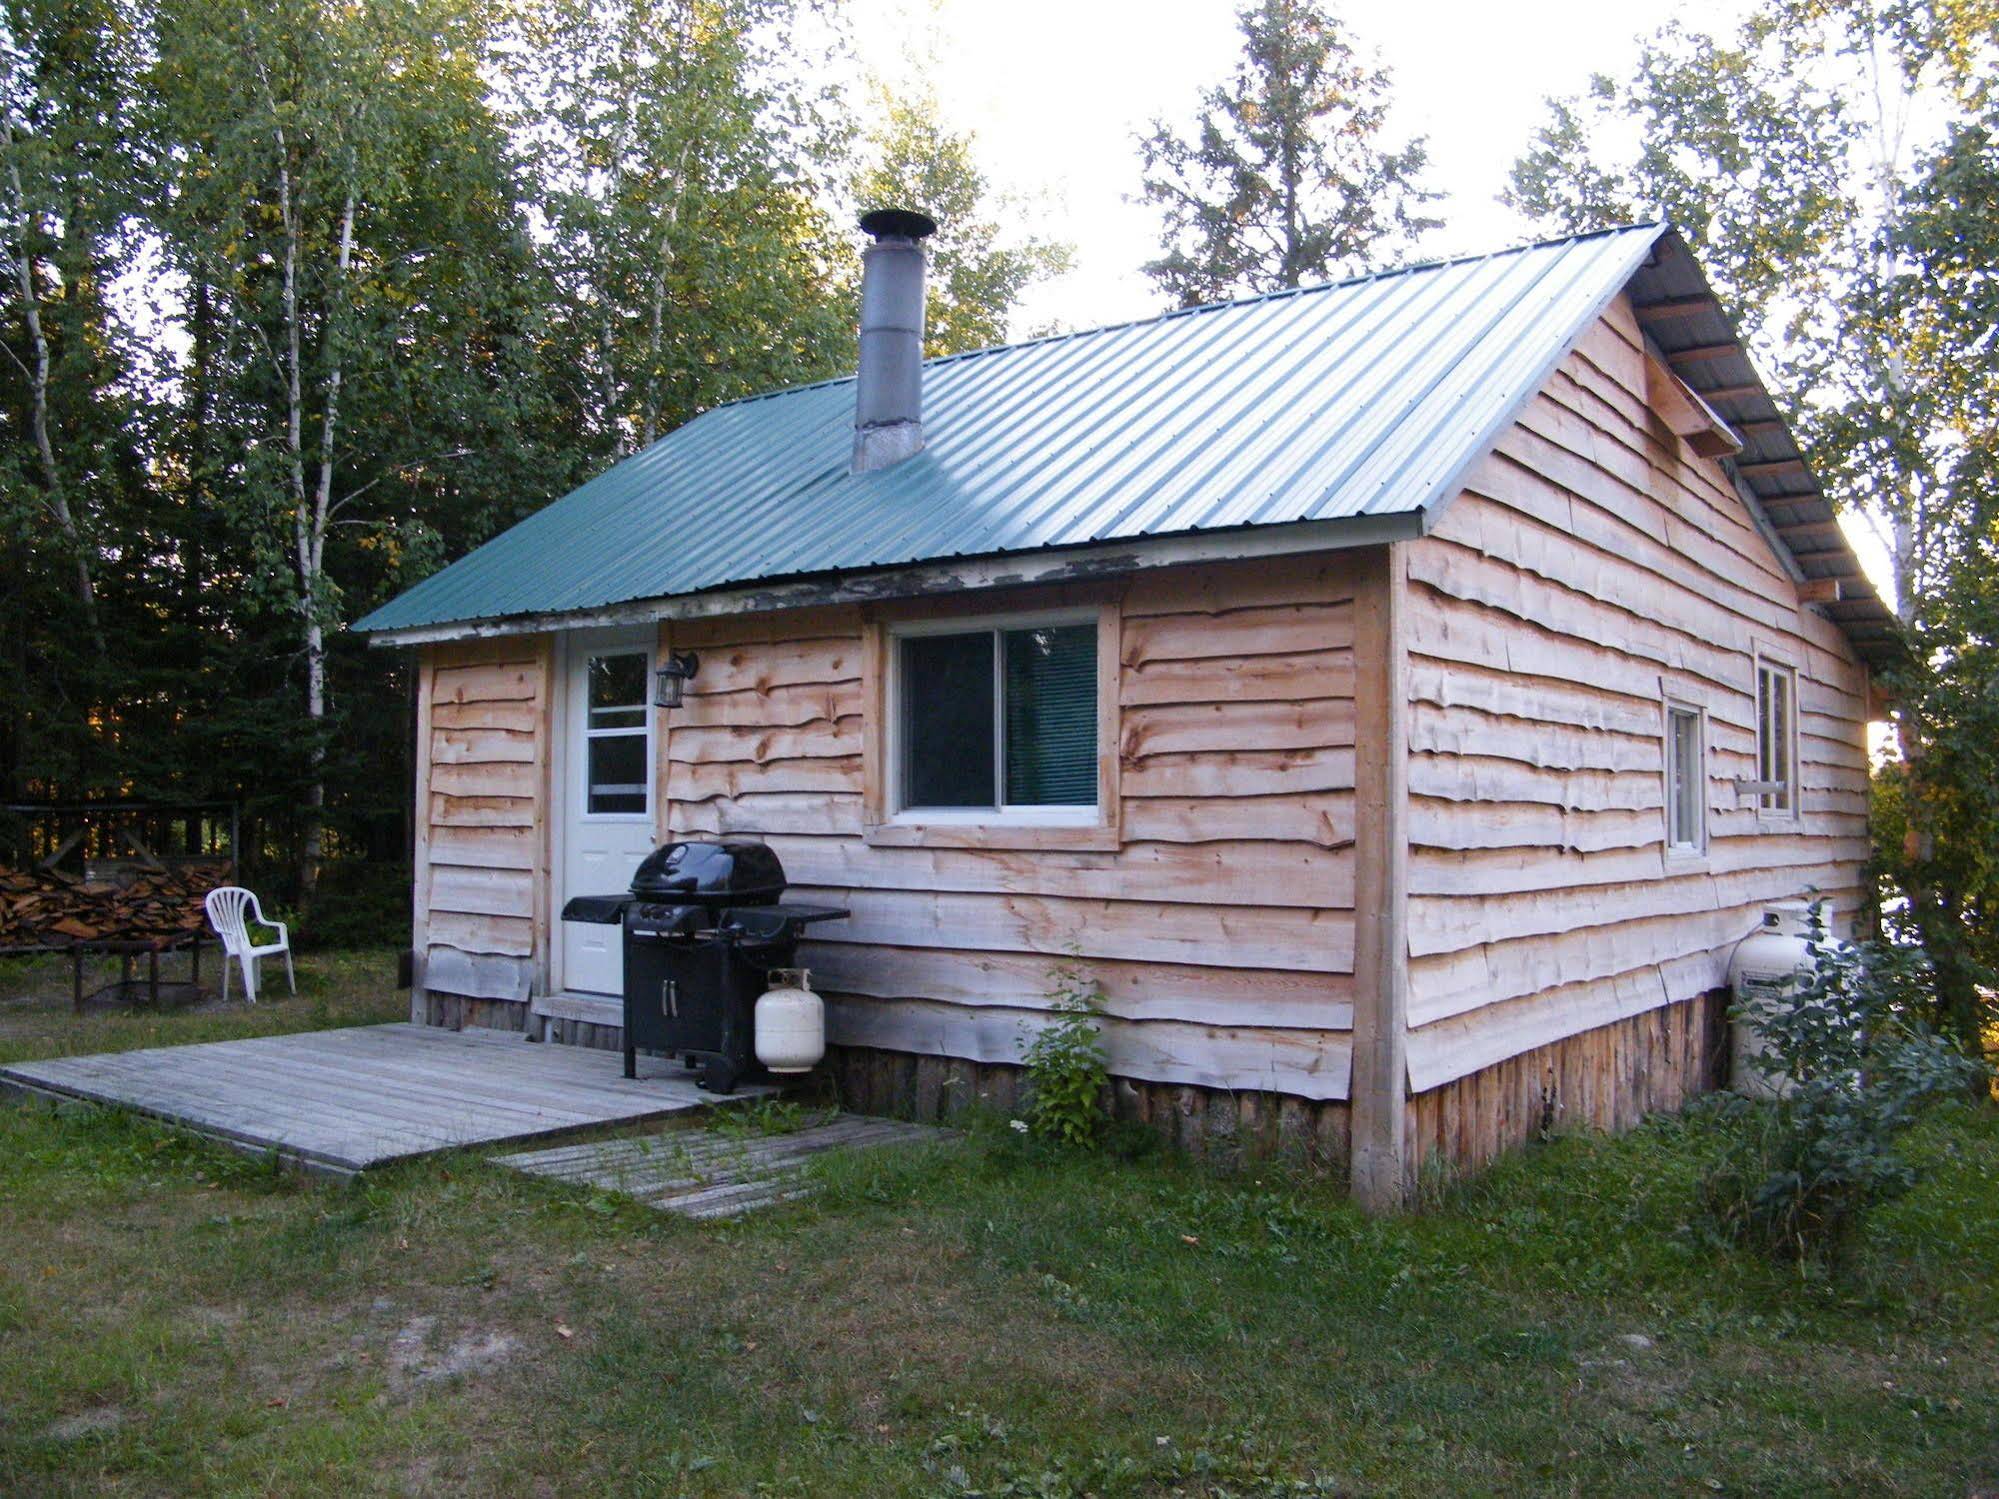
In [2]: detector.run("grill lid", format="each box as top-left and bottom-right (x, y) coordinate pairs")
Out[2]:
(628, 839), (786, 906)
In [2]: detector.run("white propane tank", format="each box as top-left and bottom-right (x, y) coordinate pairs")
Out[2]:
(1727, 900), (1832, 1099)
(755, 967), (825, 1074)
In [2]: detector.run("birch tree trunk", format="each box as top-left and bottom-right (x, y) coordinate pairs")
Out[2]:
(638, 137), (693, 449)
(294, 194), (355, 905)
(1, 113), (104, 653)
(263, 74), (352, 904)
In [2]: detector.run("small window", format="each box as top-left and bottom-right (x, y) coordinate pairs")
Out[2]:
(585, 650), (649, 815)
(895, 617), (1098, 815)
(1665, 703), (1705, 852)
(1755, 660), (1796, 816)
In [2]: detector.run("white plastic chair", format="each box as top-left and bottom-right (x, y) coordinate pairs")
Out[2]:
(203, 886), (295, 1004)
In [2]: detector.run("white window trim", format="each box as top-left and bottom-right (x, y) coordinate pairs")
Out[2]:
(1752, 652), (1802, 824)
(884, 606), (1102, 827)
(574, 635), (654, 825)
(1662, 697), (1708, 863)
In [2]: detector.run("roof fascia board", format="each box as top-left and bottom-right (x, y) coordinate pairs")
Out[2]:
(362, 509), (1426, 648)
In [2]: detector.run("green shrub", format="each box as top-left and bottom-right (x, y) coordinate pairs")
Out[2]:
(1020, 967), (1110, 1148)
(1699, 918), (1987, 1265)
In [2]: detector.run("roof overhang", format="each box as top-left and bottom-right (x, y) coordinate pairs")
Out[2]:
(361, 508), (1428, 648)
(1622, 231), (1903, 672)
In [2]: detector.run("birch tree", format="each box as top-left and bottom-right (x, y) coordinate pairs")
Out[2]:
(852, 91), (1071, 355)
(515, 0), (852, 454)
(149, 0), (543, 898)
(0, 0), (140, 658)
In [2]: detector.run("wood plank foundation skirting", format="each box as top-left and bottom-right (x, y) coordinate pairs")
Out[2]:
(1405, 987), (1729, 1185)
(823, 1045), (1353, 1176)
(417, 987), (1726, 1189)
(423, 992), (529, 1033)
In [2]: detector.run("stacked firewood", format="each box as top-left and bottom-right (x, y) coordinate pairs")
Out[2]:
(0, 863), (228, 949)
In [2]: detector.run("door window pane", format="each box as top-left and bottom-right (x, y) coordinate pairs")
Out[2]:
(900, 631), (996, 808)
(589, 653), (648, 730)
(1003, 624), (1097, 805)
(587, 733), (647, 815)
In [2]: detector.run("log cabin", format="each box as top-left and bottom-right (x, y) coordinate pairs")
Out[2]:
(355, 216), (1897, 1208)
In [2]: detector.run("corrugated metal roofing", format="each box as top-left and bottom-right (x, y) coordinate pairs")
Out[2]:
(355, 224), (1669, 635)
(353, 221), (1896, 668)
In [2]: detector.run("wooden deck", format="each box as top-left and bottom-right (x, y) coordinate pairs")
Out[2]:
(494, 1113), (949, 1220)
(0, 1023), (770, 1178)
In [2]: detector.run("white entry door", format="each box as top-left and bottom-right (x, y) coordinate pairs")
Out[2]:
(560, 631), (658, 995)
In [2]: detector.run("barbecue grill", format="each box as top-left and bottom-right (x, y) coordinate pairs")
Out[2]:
(561, 839), (845, 1092)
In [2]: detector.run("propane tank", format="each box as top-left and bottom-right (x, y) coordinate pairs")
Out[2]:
(755, 967), (825, 1074)
(1727, 900), (1833, 1099)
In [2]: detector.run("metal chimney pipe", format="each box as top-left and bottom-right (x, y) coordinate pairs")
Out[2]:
(852, 207), (937, 473)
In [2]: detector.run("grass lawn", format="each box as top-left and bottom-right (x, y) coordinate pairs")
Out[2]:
(2, 948), (1996, 1496)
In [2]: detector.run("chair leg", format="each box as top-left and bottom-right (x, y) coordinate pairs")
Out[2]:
(220, 957), (230, 1004)
(284, 948), (296, 995)
(241, 953), (258, 1005)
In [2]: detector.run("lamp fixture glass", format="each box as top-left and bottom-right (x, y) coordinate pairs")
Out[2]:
(654, 651), (700, 708)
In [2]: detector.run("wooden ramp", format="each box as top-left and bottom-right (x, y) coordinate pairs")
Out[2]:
(493, 1114), (947, 1220)
(0, 1023), (770, 1178)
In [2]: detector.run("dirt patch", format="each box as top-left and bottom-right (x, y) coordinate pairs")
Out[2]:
(385, 1315), (523, 1389)
(44, 1405), (126, 1442)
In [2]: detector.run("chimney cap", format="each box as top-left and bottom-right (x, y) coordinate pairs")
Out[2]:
(860, 207), (937, 241)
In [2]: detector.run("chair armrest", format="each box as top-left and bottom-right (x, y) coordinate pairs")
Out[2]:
(255, 918), (289, 946)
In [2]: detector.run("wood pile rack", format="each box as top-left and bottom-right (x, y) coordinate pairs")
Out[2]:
(1, 800), (239, 1011)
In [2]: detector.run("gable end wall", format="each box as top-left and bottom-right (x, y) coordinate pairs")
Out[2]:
(1399, 293), (1873, 1150)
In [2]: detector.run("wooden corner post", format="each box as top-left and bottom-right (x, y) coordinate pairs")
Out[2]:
(1350, 543), (1410, 1212)
(409, 646), (436, 1026)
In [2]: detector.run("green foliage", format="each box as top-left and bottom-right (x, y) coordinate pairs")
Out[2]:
(516, 0), (855, 454)
(851, 91), (1071, 355)
(1020, 966), (1109, 1148)
(1137, 0), (1440, 306)
(1698, 920), (1987, 1264)
(0, 0), (1047, 909)
(710, 1098), (817, 1139)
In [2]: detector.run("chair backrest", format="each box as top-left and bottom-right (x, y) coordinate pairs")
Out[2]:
(203, 886), (259, 955)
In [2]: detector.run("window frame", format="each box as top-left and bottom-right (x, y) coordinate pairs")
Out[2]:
(1752, 653), (1801, 823)
(863, 595), (1121, 851)
(885, 607), (1102, 826)
(576, 641), (654, 824)
(1662, 697), (1708, 859)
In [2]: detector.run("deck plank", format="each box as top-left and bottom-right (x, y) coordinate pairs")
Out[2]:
(0, 1023), (761, 1173)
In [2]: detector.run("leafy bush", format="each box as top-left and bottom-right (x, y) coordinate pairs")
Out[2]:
(1020, 967), (1110, 1148)
(1700, 918), (1987, 1264)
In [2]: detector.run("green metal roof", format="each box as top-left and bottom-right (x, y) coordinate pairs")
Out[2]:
(352, 222), (1894, 667)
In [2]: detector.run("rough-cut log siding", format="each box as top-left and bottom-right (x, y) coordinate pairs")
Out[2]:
(663, 554), (1360, 1100)
(413, 637), (551, 1004)
(1402, 294), (1872, 1096)
(1405, 988), (1727, 1183)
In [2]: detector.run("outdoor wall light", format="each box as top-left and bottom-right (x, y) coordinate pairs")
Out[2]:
(654, 651), (700, 709)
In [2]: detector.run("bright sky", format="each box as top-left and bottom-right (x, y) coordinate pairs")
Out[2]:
(847, 0), (1747, 333)
(846, 0), (1900, 605)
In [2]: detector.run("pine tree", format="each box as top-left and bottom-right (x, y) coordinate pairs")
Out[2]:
(1137, 0), (1439, 307)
